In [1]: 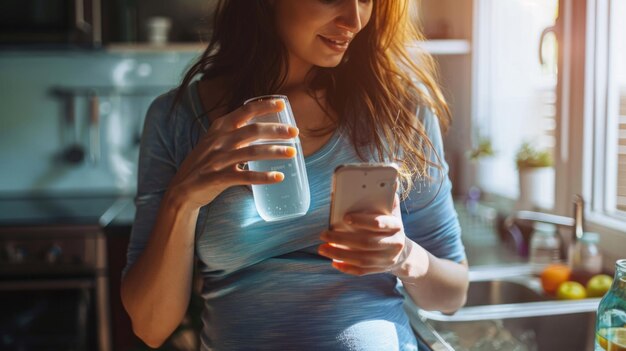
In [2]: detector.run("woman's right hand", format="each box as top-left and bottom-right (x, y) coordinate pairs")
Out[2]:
(168, 98), (298, 209)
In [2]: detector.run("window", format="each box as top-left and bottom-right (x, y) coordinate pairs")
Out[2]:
(589, 0), (626, 219)
(475, 0), (626, 237)
(474, 0), (558, 209)
(563, 0), (626, 264)
(613, 1), (626, 213)
(617, 95), (626, 212)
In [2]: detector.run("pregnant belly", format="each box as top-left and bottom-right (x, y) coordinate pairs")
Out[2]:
(199, 266), (418, 351)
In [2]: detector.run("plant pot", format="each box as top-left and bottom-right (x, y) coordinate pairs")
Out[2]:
(475, 158), (496, 191)
(516, 166), (554, 210)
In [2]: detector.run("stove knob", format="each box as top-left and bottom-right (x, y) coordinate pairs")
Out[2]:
(45, 244), (63, 264)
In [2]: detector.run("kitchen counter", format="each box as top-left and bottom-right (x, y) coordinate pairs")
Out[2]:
(106, 197), (136, 228)
(405, 200), (607, 351)
(0, 194), (132, 228)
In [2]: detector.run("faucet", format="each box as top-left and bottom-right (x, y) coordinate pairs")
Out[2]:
(572, 194), (585, 241)
(503, 195), (585, 258)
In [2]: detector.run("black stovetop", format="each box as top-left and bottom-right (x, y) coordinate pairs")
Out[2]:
(0, 194), (133, 227)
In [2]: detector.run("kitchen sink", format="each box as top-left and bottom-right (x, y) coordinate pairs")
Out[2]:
(424, 311), (596, 351)
(405, 264), (601, 351)
(465, 280), (545, 307)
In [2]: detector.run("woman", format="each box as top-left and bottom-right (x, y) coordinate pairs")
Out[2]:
(121, 0), (468, 350)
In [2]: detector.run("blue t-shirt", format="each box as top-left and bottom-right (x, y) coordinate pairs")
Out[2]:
(124, 82), (465, 351)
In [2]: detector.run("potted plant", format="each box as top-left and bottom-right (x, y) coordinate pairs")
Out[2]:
(467, 137), (496, 191)
(468, 137), (496, 161)
(515, 142), (554, 210)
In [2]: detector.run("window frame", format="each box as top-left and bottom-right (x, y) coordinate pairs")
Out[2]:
(554, 0), (626, 268)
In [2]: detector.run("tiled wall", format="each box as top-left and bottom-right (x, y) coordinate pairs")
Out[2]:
(0, 49), (200, 195)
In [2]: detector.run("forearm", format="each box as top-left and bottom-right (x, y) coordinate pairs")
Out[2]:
(394, 239), (469, 314)
(121, 191), (198, 347)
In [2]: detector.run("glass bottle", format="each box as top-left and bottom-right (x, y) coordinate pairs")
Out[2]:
(243, 95), (310, 222)
(529, 222), (560, 266)
(595, 259), (626, 351)
(569, 232), (603, 285)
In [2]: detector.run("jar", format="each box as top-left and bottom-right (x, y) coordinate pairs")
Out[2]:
(529, 222), (560, 266)
(595, 259), (626, 351)
(569, 232), (603, 285)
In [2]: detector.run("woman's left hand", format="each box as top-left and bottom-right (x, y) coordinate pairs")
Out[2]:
(318, 194), (414, 276)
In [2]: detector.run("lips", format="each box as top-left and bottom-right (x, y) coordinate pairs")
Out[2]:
(318, 35), (352, 52)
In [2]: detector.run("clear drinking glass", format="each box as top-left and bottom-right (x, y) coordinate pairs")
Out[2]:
(243, 95), (310, 222)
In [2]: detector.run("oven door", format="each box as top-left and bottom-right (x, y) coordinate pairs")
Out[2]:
(0, 278), (98, 351)
(0, 0), (101, 47)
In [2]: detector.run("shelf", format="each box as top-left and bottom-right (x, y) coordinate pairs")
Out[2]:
(107, 40), (471, 56)
(106, 43), (205, 53)
(409, 39), (471, 56)
(50, 86), (174, 97)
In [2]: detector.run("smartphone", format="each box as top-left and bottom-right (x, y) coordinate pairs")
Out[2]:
(329, 163), (399, 231)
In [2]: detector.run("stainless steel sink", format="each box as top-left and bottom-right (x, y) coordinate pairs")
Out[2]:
(465, 280), (545, 306)
(404, 264), (601, 351)
(424, 312), (596, 351)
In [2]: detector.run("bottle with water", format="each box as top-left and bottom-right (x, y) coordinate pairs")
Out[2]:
(529, 222), (561, 266)
(243, 95), (310, 222)
(595, 259), (626, 351)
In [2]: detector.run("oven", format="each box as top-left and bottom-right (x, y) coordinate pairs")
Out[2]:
(0, 0), (101, 48)
(0, 196), (119, 351)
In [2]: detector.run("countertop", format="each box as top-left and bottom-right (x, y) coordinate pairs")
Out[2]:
(0, 194), (134, 228)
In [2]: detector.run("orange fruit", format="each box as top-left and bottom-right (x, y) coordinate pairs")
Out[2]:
(540, 264), (572, 295)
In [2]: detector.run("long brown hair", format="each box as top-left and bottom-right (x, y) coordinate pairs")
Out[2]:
(174, 0), (451, 198)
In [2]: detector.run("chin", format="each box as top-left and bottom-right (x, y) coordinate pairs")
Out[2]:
(314, 56), (344, 68)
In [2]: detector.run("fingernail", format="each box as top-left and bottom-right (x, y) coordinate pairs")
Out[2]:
(284, 147), (296, 157)
(273, 172), (284, 181)
(274, 100), (285, 110)
(288, 126), (299, 137)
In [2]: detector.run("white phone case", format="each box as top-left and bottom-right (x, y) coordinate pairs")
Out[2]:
(329, 163), (399, 231)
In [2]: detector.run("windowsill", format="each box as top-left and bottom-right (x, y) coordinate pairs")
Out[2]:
(475, 192), (626, 271)
(586, 212), (626, 235)
(455, 198), (527, 267)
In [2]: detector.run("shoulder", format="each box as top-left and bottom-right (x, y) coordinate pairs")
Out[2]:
(145, 85), (197, 128)
(416, 104), (441, 139)
(143, 83), (207, 141)
(140, 84), (205, 164)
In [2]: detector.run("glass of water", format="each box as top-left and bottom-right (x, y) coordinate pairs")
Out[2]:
(243, 95), (310, 222)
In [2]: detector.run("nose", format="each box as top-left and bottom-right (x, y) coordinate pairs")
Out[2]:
(335, 0), (363, 33)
